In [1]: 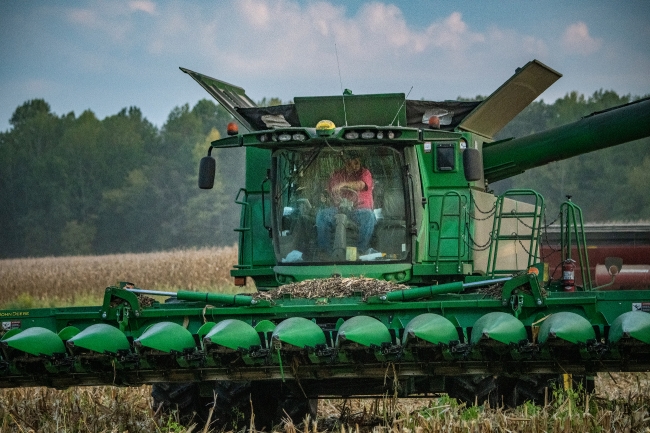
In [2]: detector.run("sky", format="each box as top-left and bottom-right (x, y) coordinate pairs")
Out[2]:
(1, 1), (649, 131)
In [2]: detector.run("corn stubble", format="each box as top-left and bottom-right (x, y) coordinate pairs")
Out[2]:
(1, 374), (650, 432)
(1, 249), (650, 431)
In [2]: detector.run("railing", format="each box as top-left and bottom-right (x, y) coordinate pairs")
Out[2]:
(487, 189), (544, 277)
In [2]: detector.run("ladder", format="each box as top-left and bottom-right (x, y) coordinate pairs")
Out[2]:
(434, 191), (465, 273)
(486, 189), (544, 278)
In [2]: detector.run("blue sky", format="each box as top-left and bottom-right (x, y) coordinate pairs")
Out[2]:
(1, 1), (649, 131)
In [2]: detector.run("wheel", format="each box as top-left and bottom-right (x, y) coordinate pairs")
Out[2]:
(153, 381), (317, 431)
(445, 375), (514, 408)
(507, 374), (595, 407)
(332, 186), (359, 209)
(248, 381), (318, 429)
(447, 374), (595, 409)
(151, 382), (210, 426)
(509, 375), (557, 407)
(445, 375), (512, 407)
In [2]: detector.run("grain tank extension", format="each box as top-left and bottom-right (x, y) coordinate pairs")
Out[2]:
(1, 60), (650, 429)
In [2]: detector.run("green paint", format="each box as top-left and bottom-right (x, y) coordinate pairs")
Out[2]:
(205, 319), (261, 351)
(272, 317), (326, 349)
(538, 312), (595, 345)
(609, 311), (650, 344)
(336, 316), (392, 347)
(470, 312), (527, 345)
(68, 324), (130, 354)
(135, 322), (195, 353)
(2, 327), (65, 357)
(403, 313), (458, 345)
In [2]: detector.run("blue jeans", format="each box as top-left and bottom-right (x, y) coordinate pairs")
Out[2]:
(316, 207), (376, 253)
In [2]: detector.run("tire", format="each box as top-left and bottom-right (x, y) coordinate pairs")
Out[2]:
(446, 375), (513, 408)
(247, 381), (318, 430)
(447, 374), (595, 409)
(153, 381), (317, 431)
(151, 382), (210, 426)
(509, 375), (557, 407)
(511, 374), (595, 407)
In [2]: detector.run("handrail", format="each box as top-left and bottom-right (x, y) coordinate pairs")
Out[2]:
(560, 199), (592, 290)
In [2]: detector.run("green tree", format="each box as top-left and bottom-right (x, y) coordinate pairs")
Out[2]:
(94, 99), (239, 253)
(192, 99), (233, 136)
(0, 99), (66, 256)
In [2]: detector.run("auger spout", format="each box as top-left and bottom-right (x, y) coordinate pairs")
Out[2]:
(381, 277), (512, 302)
(483, 97), (650, 182)
(126, 288), (253, 306)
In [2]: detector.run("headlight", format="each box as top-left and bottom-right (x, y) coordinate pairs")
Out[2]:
(361, 131), (375, 139)
(292, 133), (306, 142)
(376, 131), (384, 139)
(344, 131), (359, 140)
(278, 133), (292, 142)
(387, 131), (395, 139)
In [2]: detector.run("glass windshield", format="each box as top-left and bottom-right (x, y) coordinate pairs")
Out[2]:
(273, 146), (409, 264)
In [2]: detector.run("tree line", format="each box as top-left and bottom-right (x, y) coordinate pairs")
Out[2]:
(0, 91), (647, 258)
(0, 98), (243, 258)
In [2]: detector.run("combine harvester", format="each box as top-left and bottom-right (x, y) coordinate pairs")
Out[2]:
(2, 60), (650, 428)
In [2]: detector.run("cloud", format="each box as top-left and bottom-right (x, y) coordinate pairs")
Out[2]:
(62, 0), (547, 75)
(67, 5), (133, 41)
(67, 1), (156, 42)
(561, 22), (602, 55)
(423, 11), (485, 52)
(239, 0), (272, 28)
(206, 1), (491, 77)
(129, 1), (156, 15)
(58, 0), (567, 100)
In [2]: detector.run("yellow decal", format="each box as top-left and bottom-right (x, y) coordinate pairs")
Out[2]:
(0, 311), (30, 317)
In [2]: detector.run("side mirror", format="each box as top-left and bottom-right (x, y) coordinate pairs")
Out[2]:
(463, 148), (483, 182)
(198, 156), (216, 189)
(605, 257), (623, 276)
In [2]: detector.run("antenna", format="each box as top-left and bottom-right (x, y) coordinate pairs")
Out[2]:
(390, 86), (413, 126)
(335, 44), (348, 126)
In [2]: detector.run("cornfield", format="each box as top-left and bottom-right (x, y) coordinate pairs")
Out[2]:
(1, 248), (650, 431)
(0, 246), (246, 308)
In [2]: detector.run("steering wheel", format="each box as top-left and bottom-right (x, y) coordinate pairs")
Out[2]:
(333, 186), (358, 211)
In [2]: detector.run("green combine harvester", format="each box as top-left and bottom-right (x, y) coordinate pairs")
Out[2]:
(2, 60), (650, 429)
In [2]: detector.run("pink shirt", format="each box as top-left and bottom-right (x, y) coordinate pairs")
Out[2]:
(328, 168), (374, 209)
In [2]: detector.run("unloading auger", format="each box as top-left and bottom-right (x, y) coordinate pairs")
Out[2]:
(2, 59), (650, 429)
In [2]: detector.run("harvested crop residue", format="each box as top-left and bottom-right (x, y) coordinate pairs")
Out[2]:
(253, 277), (409, 301)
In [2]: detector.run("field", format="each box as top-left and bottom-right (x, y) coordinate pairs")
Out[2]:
(0, 246), (248, 309)
(1, 249), (650, 432)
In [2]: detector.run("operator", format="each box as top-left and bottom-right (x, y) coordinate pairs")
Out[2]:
(316, 153), (376, 256)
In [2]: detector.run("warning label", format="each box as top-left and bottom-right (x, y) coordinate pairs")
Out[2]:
(2, 321), (21, 331)
(632, 303), (650, 312)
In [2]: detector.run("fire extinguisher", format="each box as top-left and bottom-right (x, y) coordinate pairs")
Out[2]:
(562, 259), (576, 292)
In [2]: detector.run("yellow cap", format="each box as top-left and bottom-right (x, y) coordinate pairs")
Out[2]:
(316, 119), (336, 136)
